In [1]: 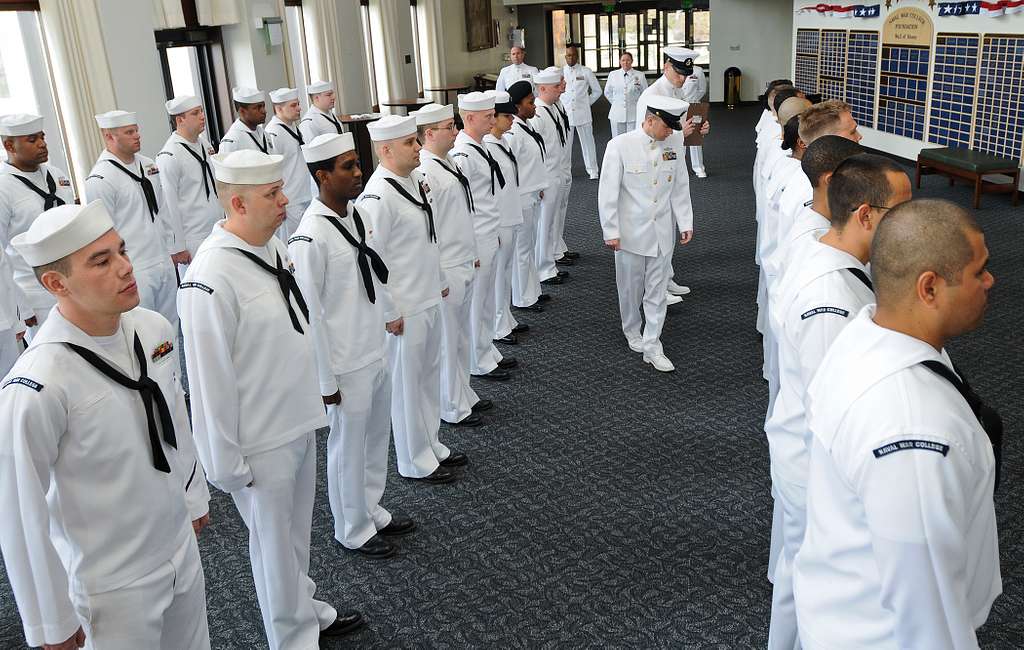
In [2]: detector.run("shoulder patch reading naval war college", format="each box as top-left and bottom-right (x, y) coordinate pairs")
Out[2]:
(3, 376), (43, 391)
(873, 439), (950, 459)
(288, 235), (313, 245)
(801, 306), (850, 320)
(360, 194), (381, 201)
(179, 281), (214, 294)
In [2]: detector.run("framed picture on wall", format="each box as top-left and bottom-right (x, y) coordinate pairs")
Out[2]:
(465, 0), (497, 51)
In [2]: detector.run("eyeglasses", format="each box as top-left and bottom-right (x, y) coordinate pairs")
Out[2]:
(428, 125), (457, 132)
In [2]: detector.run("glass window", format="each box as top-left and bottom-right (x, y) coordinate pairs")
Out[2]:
(551, 10), (568, 66)
(156, 27), (230, 143)
(409, 0), (423, 95)
(360, 1), (378, 107)
(664, 10), (686, 48)
(284, 3), (310, 98)
(582, 13), (597, 67)
(693, 10), (711, 65)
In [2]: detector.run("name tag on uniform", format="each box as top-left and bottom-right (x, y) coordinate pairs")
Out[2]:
(873, 439), (950, 459)
(662, 150), (677, 161)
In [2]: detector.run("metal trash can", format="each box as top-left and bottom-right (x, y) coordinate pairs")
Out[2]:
(724, 67), (741, 110)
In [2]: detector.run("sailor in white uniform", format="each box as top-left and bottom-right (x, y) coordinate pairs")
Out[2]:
(495, 45), (539, 93)
(299, 80), (344, 143)
(266, 87), (312, 239)
(357, 115), (467, 483)
(604, 51), (649, 138)
(506, 80), (548, 312)
(453, 92), (518, 380)
(529, 68), (569, 286)
(219, 86), (270, 155)
(599, 96), (694, 373)
(794, 199), (1000, 649)
(85, 110), (181, 333)
(413, 103), (487, 427)
(0, 247), (24, 375)
(766, 154), (911, 649)
(0, 113), (74, 338)
(561, 44), (603, 179)
(179, 150), (363, 649)
(0, 200), (211, 650)
(548, 68), (580, 269)
(157, 96), (222, 267)
(290, 133), (416, 559)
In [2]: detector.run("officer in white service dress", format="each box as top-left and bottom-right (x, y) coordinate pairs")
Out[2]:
(357, 115), (468, 483)
(266, 87), (312, 239)
(299, 80), (345, 143)
(453, 92), (519, 379)
(604, 51), (649, 138)
(529, 68), (569, 286)
(179, 150), (362, 649)
(794, 199), (1001, 649)
(219, 86), (270, 154)
(679, 64), (708, 177)
(157, 96), (222, 265)
(0, 200), (211, 650)
(766, 154), (911, 649)
(0, 113), (73, 338)
(290, 133), (416, 559)
(413, 103), (488, 427)
(599, 96), (694, 373)
(85, 110), (182, 332)
(495, 45), (539, 92)
(562, 44), (603, 179)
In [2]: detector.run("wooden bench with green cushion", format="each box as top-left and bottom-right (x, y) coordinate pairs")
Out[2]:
(916, 146), (1020, 209)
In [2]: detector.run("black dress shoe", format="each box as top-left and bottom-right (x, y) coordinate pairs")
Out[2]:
(347, 535), (396, 559)
(378, 514), (416, 536)
(556, 270), (570, 278)
(497, 357), (518, 369)
(450, 413), (483, 427)
(513, 303), (543, 312)
(477, 368), (510, 381)
(471, 399), (493, 413)
(540, 276), (564, 285)
(563, 251), (580, 260)
(494, 333), (518, 345)
(555, 256), (575, 266)
(537, 293), (552, 302)
(320, 610), (364, 638)
(405, 467), (457, 484)
(512, 323), (529, 334)
(439, 451), (469, 468)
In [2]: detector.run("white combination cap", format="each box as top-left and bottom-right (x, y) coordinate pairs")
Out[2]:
(533, 68), (562, 85)
(232, 86), (265, 104)
(11, 200), (115, 267)
(663, 46), (699, 64)
(307, 80), (333, 95)
(301, 133), (355, 163)
(95, 110), (137, 129)
(165, 96), (202, 115)
(269, 87), (298, 104)
(0, 113), (44, 137)
(458, 91), (495, 112)
(413, 103), (454, 126)
(367, 114), (417, 142)
(211, 149), (283, 185)
(644, 95), (689, 130)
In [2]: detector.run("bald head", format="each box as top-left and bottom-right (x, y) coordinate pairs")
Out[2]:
(801, 135), (863, 188)
(871, 199), (983, 307)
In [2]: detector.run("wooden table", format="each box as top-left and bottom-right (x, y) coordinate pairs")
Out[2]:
(425, 84), (470, 106)
(381, 98), (433, 115)
(340, 113), (382, 175)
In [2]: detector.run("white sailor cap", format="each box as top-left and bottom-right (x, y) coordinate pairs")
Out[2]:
(269, 87), (299, 104)
(663, 46), (699, 72)
(95, 110), (137, 129)
(367, 114), (417, 142)
(232, 86), (265, 104)
(165, 95), (202, 116)
(645, 95), (688, 130)
(458, 91), (495, 112)
(413, 103), (454, 126)
(307, 80), (333, 95)
(302, 133), (355, 163)
(211, 149), (283, 185)
(487, 90), (516, 115)
(0, 113), (44, 137)
(11, 200), (115, 267)
(533, 68), (562, 85)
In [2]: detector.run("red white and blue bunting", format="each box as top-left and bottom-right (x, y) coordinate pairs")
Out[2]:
(937, 1), (1024, 15)
(796, 4), (883, 16)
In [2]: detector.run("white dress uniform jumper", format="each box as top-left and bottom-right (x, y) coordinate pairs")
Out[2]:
(157, 132), (222, 258)
(506, 114), (547, 307)
(484, 132), (524, 339)
(561, 63), (602, 177)
(298, 106), (344, 144)
(266, 115), (312, 238)
(219, 118), (270, 155)
(0, 247), (24, 375)
(605, 68), (649, 137)
(529, 97), (567, 282)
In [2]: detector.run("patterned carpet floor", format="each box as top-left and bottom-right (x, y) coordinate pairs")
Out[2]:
(2, 104), (1023, 648)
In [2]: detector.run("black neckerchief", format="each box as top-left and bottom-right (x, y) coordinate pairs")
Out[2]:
(320, 111), (343, 134)
(491, 140), (519, 186)
(277, 122), (304, 146)
(845, 267), (873, 291)
(320, 207), (388, 304)
(555, 103), (570, 131)
(466, 143), (506, 195)
(246, 129), (268, 153)
(106, 160), (159, 220)
(233, 248), (310, 334)
(178, 141), (218, 199)
(9, 170), (66, 210)
(432, 156), (474, 213)
(383, 177), (437, 242)
(516, 120), (546, 160)
(66, 332), (177, 473)
(542, 106), (565, 146)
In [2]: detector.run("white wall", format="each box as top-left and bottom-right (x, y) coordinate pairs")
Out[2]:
(222, 0), (289, 97)
(709, 0), (793, 103)
(442, 0), (518, 86)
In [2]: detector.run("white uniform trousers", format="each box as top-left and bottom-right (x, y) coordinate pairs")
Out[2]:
(555, 176), (572, 258)
(567, 123), (599, 176)
(614, 249), (672, 357)
(767, 470), (806, 650)
(493, 225), (521, 339)
(0, 328), (21, 377)
(231, 432), (337, 650)
(688, 145), (706, 175)
(512, 194), (542, 307)
(609, 121), (636, 138)
(439, 262), (479, 423)
(71, 532), (210, 650)
(135, 261), (179, 334)
(469, 239), (502, 376)
(389, 305), (450, 477)
(327, 359), (393, 549)
(535, 183), (562, 282)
